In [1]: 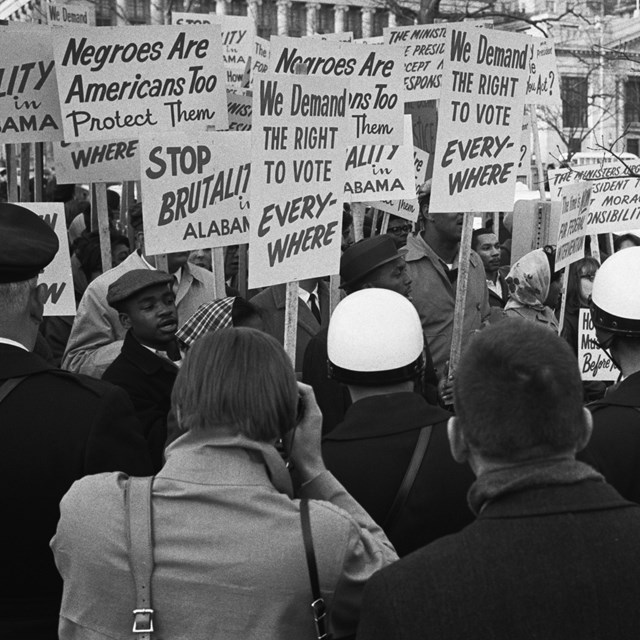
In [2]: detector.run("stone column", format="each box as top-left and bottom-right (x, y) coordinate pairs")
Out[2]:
(276, 0), (290, 35)
(361, 7), (373, 38)
(216, 0), (227, 16)
(306, 2), (320, 35)
(116, 0), (128, 25)
(334, 4), (347, 32)
(150, 0), (165, 25)
(246, 0), (260, 24)
(387, 10), (397, 27)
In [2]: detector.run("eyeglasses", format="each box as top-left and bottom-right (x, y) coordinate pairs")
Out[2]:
(387, 224), (413, 234)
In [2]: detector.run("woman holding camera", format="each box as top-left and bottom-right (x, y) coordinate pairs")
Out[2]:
(52, 328), (397, 639)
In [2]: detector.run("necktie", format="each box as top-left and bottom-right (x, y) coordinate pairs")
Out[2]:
(309, 292), (322, 324)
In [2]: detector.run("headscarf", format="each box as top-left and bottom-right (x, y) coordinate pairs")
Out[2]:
(505, 249), (550, 312)
(176, 297), (235, 351)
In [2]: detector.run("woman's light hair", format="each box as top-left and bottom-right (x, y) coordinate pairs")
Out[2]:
(171, 327), (298, 441)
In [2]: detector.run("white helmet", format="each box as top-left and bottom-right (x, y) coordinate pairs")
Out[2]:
(327, 288), (424, 385)
(591, 246), (640, 342)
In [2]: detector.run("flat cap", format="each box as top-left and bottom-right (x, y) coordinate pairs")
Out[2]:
(340, 235), (405, 289)
(107, 269), (173, 307)
(0, 203), (59, 283)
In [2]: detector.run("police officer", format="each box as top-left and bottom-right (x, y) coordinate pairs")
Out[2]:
(578, 246), (640, 503)
(0, 203), (153, 638)
(322, 289), (475, 556)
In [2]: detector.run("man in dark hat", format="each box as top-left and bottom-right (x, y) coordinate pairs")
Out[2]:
(0, 203), (152, 638)
(103, 269), (181, 471)
(62, 202), (217, 378)
(302, 235), (438, 434)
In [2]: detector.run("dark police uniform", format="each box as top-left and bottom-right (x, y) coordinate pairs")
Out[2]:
(579, 371), (640, 504)
(0, 203), (153, 638)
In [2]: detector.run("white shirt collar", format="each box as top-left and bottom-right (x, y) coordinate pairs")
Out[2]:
(0, 337), (29, 351)
(298, 285), (319, 306)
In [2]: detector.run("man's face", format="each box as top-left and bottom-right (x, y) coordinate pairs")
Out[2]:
(386, 217), (412, 247)
(167, 250), (190, 274)
(474, 233), (501, 275)
(366, 257), (412, 298)
(428, 212), (464, 243)
(120, 284), (178, 349)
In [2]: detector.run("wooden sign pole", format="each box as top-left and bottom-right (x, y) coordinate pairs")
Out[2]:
(380, 212), (390, 235)
(237, 244), (248, 299)
(212, 247), (226, 298)
(352, 202), (365, 242)
(5, 145), (18, 202)
(33, 143), (44, 202)
(93, 183), (113, 273)
(529, 107), (547, 203)
(19, 144), (30, 203)
(370, 209), (379, 236)
(448, 213), (474, 373)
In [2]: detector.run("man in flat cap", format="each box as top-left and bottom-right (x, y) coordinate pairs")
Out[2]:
(302, 235), (439, 434)
(102, 269), (181, 471)
(0, 203), (153, 639)
(62, 202), (217, 378)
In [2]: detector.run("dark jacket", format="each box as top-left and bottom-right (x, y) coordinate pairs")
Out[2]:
(357, 479), (640, 640)
(322, 393), (475, 556)
(251, 281), (330, 373)
(579, 371), (640, 503)
(102, 331), (179, 472)
(487, 272), (509, 308)
(0, 343), (152, 639)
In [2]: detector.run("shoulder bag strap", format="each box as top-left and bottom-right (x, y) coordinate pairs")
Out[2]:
(383, 425), (433, 531)
(125, 476), (155, 639)
(300, 498), (331, 640)
(0, 376), (28, 405)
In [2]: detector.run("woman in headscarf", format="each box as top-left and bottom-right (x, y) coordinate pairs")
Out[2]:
(504, 248), (559, 331)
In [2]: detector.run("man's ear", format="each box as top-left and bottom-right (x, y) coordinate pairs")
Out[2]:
(118, 312), (132, 331)
(447, 417), (471, 464)
(28, 282), (47, 324)
(576, 407), (594, 453)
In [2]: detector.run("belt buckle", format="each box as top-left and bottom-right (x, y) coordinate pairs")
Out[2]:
(132, 608), (154, 633)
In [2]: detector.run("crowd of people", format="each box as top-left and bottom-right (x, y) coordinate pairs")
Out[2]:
(3, 178), (640, 639)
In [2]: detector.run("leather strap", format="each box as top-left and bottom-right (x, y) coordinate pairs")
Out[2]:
(0, 376), (28, 405)
(383, 425), (433, 531)
(126, 476), (155, 639)
(300, 498), (330, 640)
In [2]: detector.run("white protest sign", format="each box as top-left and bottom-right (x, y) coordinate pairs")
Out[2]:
(414, 146), (430, 186)
(252, 36), (270, 78)
(54, 138), (140, 183)
(270, 37), (405, 146)
(344, 115), (415, 202)
(210, 15), (256, 88)
(52, 25), (229, 142)
(0, 30), (64, 143)
(525, 38), (560, 106)
(249, 73), (348, 289)
(26, 203), (76, 316)
(354, 36), (384, 45)
(549, 164), (640, 234)
(555, 181), (590, 271)
(578, 309), (619, 381)
(227, 90), (251, 130)
(309, 32), (353, 42)
(365, 198), (419, 222)
(171, 11), (213, 25)
(430, 26), (531, 212)
(139, 131), (250, 255)
(517, 116), (531, 174)
(47, 2), (95, 27)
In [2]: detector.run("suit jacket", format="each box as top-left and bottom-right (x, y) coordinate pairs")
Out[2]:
(357, 479), (640, 640)
(0, 343), (153, 639)
(579, 370), (640, 503)
(63, 252), (216, 378)
(52, 432), (397, 639)
(323, 393), (475, 556)
(251, 281), (330, 373)
(102, 331), (179, 472)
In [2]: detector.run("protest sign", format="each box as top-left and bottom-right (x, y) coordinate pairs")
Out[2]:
(54, 138), (140, 183)
(270, 37), (405, 146)
(249, 73), (349, 289)
(25, 203), (76, 316)
(47, 2), (95, 27)
(227, 90), (251, 130)
(139, 131), (250, 255)
(517, 116), (531, 175)
(430, 25), (531, 212)
(0, 30), (64, 143)
(414, 146), (430, 186)
(525, 38), (560, 106)
(171, 11), (213, 24)
(252, 36), (270, 80)
(578, 309), (619, 381)
(365, 197), (419, 222)
(344, 115), (415, 201)
(52, 25), (229, 142)
(309, 32), (353, 42)
(549, 163), (640, 234)
(555, 180), (590, 271)
(210, 15), (256, 88)
(354, 36), (384, 45)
